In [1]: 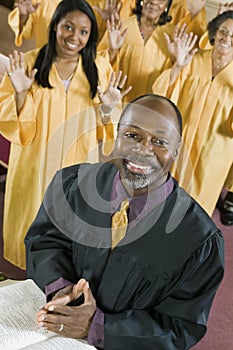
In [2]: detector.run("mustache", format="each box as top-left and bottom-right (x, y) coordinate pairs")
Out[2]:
(123, 157), (161, 170)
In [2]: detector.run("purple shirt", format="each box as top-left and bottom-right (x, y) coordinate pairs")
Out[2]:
(45, 172), (174, 348)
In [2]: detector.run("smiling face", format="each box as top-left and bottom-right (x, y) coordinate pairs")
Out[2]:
(114, 96), (181, 196)
(141, 0), (168, 21)
(214, 18), (233, 55)
(55, 10), (91, 59)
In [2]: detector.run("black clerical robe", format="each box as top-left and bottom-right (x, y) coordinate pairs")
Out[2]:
(25, 162), (224, 350)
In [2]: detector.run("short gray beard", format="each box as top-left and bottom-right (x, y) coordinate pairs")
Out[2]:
(122, 167), (153, 190)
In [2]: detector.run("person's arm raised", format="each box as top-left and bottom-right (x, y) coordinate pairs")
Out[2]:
(107, 13), (128, 62)
(93, 0), (122, 22)
(165, 25), (198, 86)
(98, 70), (132, 120)
(6, 51), (37, 114)
(14, 0), (41, 33)
(187, 0), (206, 19)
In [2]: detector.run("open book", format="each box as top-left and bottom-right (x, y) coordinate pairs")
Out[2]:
(0, 279), (95, 350)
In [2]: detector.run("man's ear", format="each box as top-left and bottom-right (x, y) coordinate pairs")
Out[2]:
(173, 142), (180, 161)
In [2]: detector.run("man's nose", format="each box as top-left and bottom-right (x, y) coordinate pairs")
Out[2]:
(133, 140), (154, 155)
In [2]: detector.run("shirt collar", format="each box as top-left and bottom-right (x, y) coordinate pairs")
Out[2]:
(111, 171), (174, 222)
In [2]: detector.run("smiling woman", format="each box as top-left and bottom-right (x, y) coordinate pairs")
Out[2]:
(153, 10), (233, 217)
(98, 0), (174, 103)
(0, 0), (131, 269)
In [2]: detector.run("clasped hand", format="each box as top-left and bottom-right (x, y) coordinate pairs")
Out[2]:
(37, 279), (96, 339)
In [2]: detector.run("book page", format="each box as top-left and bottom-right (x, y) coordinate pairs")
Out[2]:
(0, 279), (19, 288)
(22, 337), (95, 349)
(0, 279), (95, 350)
(0, 279), (55, 350)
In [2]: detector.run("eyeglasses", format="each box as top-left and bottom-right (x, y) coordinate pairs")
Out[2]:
(218, 27), (233, 40)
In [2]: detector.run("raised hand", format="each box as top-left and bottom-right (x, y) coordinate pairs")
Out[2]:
(107, 13), (128, 53)
(6, 51), (37, 94)
(37, 280), (96, 338)
(187, 0), (206, 18)
(93, 0), (122, 22)
(218, 2), (233, 15)
(165, 24), (188, 61)
(14, 0), (41, 17)
(98, 71), (132, 114)
(165, 24), (198, 67)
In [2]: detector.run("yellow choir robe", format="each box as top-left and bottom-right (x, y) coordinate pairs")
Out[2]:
(0, 50), (116, 269)
(8, 0), (61, 48)
(8, 0), (136, 49)
(98, 15), (174, 103)
(153, 49), (233, 216)
(89, 0), (136, 42)
(199, 31), (212, 50)
(170, 0), (207, 40)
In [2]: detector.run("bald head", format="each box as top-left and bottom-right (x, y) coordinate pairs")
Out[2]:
(119, 94), (182, 139)
(114, 94), (182, 196)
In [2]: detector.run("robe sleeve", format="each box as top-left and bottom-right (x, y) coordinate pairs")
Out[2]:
(170, 3), (206, 40)
(95, 56), (120, 156)
(25, 166), (224, 349)
(0, 74), (36, 146)
(152, 66), (184, 104)
(97, 32), (111, 61)
(104, 233), (224, 350)
(179, 8), (207, 39)
(199, 31), (212, 50)
(25, 167), (80, 291)
(8, 7), (37, 47)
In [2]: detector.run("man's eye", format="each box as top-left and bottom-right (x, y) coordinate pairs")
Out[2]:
(125, 133), (138, 139)
(152, 139), (169, 147)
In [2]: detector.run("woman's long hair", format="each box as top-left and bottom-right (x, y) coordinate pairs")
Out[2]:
(208, 10), (233, 45)
(133, 0), (173, 25)
(33, 0), (99, 98)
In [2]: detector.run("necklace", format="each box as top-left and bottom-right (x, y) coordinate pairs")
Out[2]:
(212, 52), (232, 70)
(55, 61), (76, 81)
(214, 60), (229, 69)
(137, 15), (157, 41)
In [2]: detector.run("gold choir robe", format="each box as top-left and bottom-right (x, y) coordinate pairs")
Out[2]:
(153, 49), (233, 216)
(90, 0), (136, 42)
(8, 0), (61, 48)
(98, 15), (174, 103)
(8, 0), (136, 48)
(170, 0), (207, 39)
(0, 50), (116, 269)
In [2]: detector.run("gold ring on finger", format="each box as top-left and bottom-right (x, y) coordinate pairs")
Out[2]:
(58, 323), (64, 332)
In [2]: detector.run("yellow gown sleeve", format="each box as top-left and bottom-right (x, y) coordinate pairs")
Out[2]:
(199, 31), (213, 50)
(90, 0), (135, 43)
(94, 56), (120, 156)
(152, 66), (184, 105)
(224, 164), (233, 192)
(0, 75), (36, 146)
(8, 6), (37, 47)
(170, 1), (207, 40)
(179, 8), (207, 39)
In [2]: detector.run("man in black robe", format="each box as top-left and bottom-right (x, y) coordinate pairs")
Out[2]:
(25, 94), (224, 350)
